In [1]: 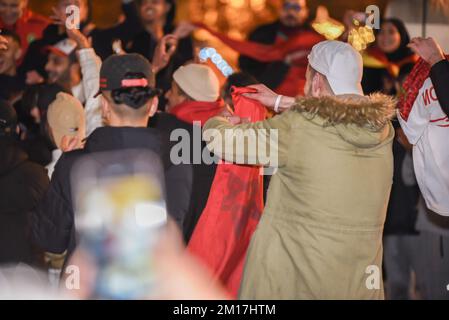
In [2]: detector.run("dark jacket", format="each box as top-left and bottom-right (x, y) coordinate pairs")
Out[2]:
(31, 126), (192, 259)
(19, 1), (141, 78)
(238, 21), (290, 90)
(384, 134), (420, 235)
(149, 112), (217, 243)
(0, 137), (49, 265)
(430, 59), (449, 117)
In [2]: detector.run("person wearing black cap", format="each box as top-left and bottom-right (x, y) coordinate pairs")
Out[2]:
(32, 53), (192, 263)
(0, 99), (49, 265)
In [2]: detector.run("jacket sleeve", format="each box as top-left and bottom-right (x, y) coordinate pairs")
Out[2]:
(31, 157), (74, 254)
(430, 59), (449, 117)
(203, 112), (292, 168)
(78, 48), (103, 136)
(164, 163), (193, 231)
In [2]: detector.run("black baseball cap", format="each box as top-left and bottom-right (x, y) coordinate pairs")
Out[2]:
(0, 99), (17, 133)
(95, 53), (156, 98)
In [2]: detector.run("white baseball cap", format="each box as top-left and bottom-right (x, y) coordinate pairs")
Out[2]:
(308, 40), (364, 96)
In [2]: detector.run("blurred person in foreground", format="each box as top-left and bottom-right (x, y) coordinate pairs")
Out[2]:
(204, 40), (395, 299)
(0, 221), (229, 300)
(32, 53), (192, 266)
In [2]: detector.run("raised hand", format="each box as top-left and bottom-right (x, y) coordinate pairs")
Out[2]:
(60, 135), (84, 152)
(67, 27), (91, 49)
(50, 6), (67, 27)
(152, 34), (178, 74)
(173, 22), (197, 39)
(408, 37), (446, 66)
(242, 84), (295, 113)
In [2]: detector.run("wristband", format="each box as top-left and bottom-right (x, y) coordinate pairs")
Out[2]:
(274, 95), (283, 113)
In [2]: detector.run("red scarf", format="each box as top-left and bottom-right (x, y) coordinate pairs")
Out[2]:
(188, 87), (266, 298)
(366, 46), (418, 78)
(399, 56), (449, 121)
(169, 100), (222, 126)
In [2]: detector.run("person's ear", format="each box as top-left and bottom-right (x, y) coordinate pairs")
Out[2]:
(101, 96), (112, 124)
(14, 48), (22, 62)
(149, 97), (159, 117)
(311, 72), (321, 96)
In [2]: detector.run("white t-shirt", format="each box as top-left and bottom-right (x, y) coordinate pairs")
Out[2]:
(398, 77), (449, 216)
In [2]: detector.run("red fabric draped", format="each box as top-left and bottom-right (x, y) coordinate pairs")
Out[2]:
(194, 23), (324, 96)
(169, 100), (223, 126)
(366, 46), (418, 78)
(194, 22), (324, 63)
(188, 87), (266, 298)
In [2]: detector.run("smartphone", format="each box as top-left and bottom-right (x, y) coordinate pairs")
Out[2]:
(71, 149), (167, 299)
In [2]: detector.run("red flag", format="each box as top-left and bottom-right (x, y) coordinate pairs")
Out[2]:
(193, 23), (323, 97)
(188, 87), (266, 298)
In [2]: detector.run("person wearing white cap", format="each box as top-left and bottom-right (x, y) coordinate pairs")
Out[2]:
(165, 63), (222, 124)
(203, 40), (396, 299)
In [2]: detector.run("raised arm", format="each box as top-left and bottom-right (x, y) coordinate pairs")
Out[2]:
(203, 112), (292, 168)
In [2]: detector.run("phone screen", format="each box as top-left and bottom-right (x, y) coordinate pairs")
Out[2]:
(71, 150), (167, 299)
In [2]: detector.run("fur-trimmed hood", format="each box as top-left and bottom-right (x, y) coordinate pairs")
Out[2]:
(292, 94), (396, 148)
(292, 93), (396, 130)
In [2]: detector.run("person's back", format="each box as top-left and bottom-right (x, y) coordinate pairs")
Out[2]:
(150, 112), (217, 243)
(238, 95), (394, 299)
(0, 102), (49, 265)
(204, 40), (396, 299)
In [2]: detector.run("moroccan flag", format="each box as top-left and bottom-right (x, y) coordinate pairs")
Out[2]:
(188, 87), (266, 298)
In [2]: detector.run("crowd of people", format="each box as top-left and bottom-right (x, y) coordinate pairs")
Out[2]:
(0, 0), (448, 300)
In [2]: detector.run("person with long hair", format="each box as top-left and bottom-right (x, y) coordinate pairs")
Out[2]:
(362, 18), (418, 95)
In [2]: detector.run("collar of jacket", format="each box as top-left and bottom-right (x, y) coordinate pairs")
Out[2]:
(84, 126), (161, 154)
(292, 93), (396, 131)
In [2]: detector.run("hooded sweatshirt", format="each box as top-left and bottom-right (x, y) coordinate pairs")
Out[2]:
(0, 137), (49, 264)
(204, 93), (395, 299)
